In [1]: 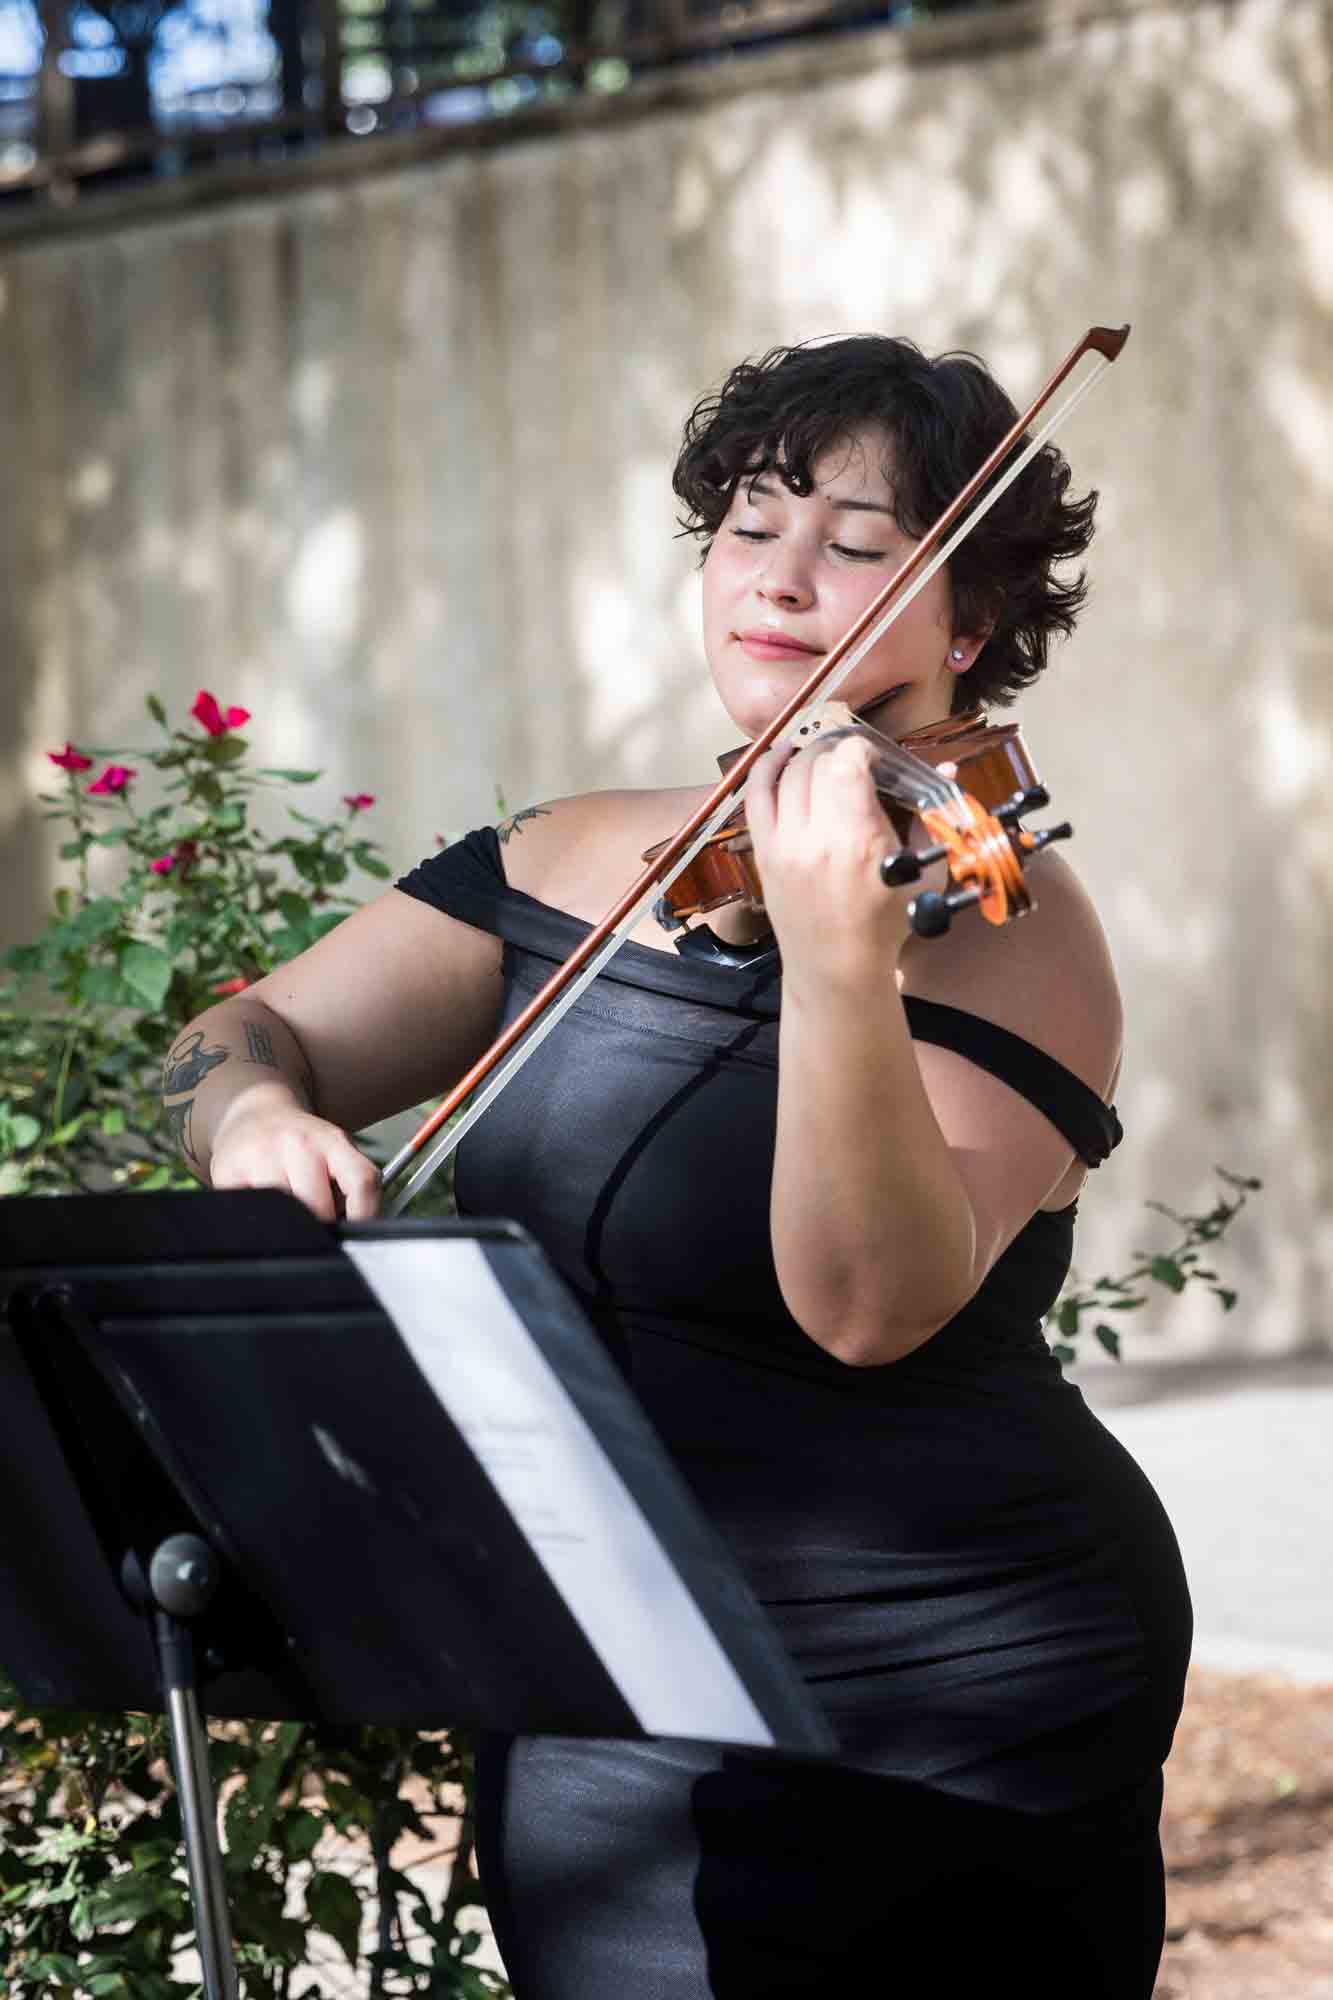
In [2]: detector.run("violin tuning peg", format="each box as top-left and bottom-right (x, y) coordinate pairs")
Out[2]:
(1026, 820), (1073, 853)
(882, 839), (951, 889)
(880, 848), (923, 888)
(994, 784), (1050, 827)
(910, 886), (985, 938)
(652, 895), (686, 933)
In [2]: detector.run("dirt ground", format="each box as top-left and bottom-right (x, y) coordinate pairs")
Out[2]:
(1155, 1668), (1333, 1999)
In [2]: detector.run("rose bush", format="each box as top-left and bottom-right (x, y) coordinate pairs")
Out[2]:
(1, 693), (504, 1997)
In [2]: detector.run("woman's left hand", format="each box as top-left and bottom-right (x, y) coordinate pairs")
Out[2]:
(744, 733), (914, 995)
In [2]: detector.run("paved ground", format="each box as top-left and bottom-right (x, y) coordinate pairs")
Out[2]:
(1076, 1354), (1333, 1685)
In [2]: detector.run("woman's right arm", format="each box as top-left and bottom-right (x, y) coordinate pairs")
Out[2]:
(160, 887), (504, 1220)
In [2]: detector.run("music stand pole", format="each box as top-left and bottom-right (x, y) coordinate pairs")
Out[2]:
(144, 1536), (239, 2000)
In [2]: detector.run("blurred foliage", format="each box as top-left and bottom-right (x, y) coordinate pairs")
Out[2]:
(1045, 1168), (1261, 1366)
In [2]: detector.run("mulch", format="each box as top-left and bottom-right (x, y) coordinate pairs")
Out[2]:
(1155, 1667), (1333, 1999)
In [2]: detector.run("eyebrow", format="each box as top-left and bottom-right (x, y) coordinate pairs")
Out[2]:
(744, 475), (897, 519)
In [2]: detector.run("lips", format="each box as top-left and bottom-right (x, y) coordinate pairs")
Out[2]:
(736, 629), (823, 660)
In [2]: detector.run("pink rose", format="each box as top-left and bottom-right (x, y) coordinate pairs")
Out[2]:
(48, 743), (94, 772)
(343, 792), (376, 812)
(191, 690), (251, 737)
(150, 854), (176, 876)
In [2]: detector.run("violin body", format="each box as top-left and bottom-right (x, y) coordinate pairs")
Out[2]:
(647, 706), (1058, 937)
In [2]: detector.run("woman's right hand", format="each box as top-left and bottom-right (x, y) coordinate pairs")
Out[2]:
(210, 1094), (382, 1222)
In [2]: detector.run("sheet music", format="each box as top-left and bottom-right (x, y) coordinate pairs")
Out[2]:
(342, 1236), (774, 1746)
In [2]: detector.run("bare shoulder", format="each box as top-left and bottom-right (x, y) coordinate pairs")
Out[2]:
(494, 785), (709, 915)
(900, 850), (1122, 1098)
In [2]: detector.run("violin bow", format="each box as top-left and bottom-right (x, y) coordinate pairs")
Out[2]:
(382, 323), (1130, 1211)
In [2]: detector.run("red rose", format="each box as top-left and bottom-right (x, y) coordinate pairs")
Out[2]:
(211, 975), (250, 995)
(48, 743), (94, 772)
(149, 854), (176, 876)
(87, 765), (137, 795)
(343, 793), (376, 812)
(191, 690), (251, 737)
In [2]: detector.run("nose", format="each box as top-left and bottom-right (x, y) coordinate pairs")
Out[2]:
(755, 541), (814, 610)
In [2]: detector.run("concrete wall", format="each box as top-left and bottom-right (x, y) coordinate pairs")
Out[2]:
(2, 0), (1329, 1356)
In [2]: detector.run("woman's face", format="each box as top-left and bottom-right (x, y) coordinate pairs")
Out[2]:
(701, 427), (982, 741)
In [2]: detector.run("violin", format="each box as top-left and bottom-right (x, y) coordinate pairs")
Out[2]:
(644, 703), (1071, 942)
(381, 322), (1129, 1208)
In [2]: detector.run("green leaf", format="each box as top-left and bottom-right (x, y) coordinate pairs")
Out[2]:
(1211, 1287), (1238, 1312)
(68, 897), (124, 942)
(1149, 1256), (1187, 1294)
(1050, 1342), (1075, 1365)
(119, 943), (173, 1013)
(306, 1869), (363, 1967)
(146, 694), (168, 725)
(280, 1808), (325, 1863)
(60, 835), (92, 859)
(194, 774), (224, 811)
(203, 735), (248, 767)
(82, 964), (131, 1007)
(1, 1109), (43, 1150)
(354, 853), (391, 880)
(258, 768), (321, 784)
(85, 1868), (183, 1925)
(137, 1165), (174, 1190)
(5, 941), (44, 976)
(1055, 1298), (1081, 1337)
(1094, 1322), (1122, 1360)
(100, 1106), (127, 1136)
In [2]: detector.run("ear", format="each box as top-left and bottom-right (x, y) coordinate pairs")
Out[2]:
(946, 625), (992, 674)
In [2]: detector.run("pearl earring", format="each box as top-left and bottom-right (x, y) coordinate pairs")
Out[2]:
(950, 648), (965, 663)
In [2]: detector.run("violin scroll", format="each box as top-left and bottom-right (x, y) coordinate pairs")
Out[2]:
(876, 779), (1073, 936)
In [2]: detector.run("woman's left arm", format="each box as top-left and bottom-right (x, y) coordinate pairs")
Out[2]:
(747, 735), (1121, 1366)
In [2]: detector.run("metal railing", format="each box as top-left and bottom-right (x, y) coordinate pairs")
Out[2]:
(0, 0), (992, 212)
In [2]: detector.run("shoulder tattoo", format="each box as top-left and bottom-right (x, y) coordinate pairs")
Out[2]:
(496, 804), (552, 845)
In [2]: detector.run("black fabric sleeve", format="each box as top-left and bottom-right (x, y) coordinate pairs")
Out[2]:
(902, 997), (1122, 1167)
(396, 826), (510, 933)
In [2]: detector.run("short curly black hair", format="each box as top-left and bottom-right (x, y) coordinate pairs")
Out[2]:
(672, 335), (1098, 712)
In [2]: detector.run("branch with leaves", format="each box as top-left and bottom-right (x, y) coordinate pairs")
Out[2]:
(1046, 1167), (1261, 1366)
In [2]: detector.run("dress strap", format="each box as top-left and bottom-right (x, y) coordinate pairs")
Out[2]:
(903, 997), (1122, 1167)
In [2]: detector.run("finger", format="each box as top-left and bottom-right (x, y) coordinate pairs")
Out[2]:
(808, 733), (880, 824)
(283, 1144), (339, 1223)
(743, 742), (798, 841)
(333, 1139), (382, 1221)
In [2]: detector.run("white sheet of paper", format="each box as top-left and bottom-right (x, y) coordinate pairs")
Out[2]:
(342, 1236), (774, 1745)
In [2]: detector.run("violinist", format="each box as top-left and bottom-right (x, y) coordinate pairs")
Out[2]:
(165, 334), (1191, 1998)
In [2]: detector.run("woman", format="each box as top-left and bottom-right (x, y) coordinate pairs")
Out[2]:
(167, 336), (1191, 1998)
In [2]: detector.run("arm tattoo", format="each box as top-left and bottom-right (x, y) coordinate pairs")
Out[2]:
(242, 1014), (315, 1108)
(243, 1019), (277, 1067)
(162, 1096), (199, 1167)
(496, 804), (551, 845)
(162, 1031), (229, 1098)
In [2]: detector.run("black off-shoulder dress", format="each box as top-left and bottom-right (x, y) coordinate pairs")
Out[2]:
(397, 830), (1192, 2000)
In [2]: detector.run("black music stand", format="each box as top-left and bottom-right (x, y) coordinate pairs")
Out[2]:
(0, 1191), (833, 2000)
